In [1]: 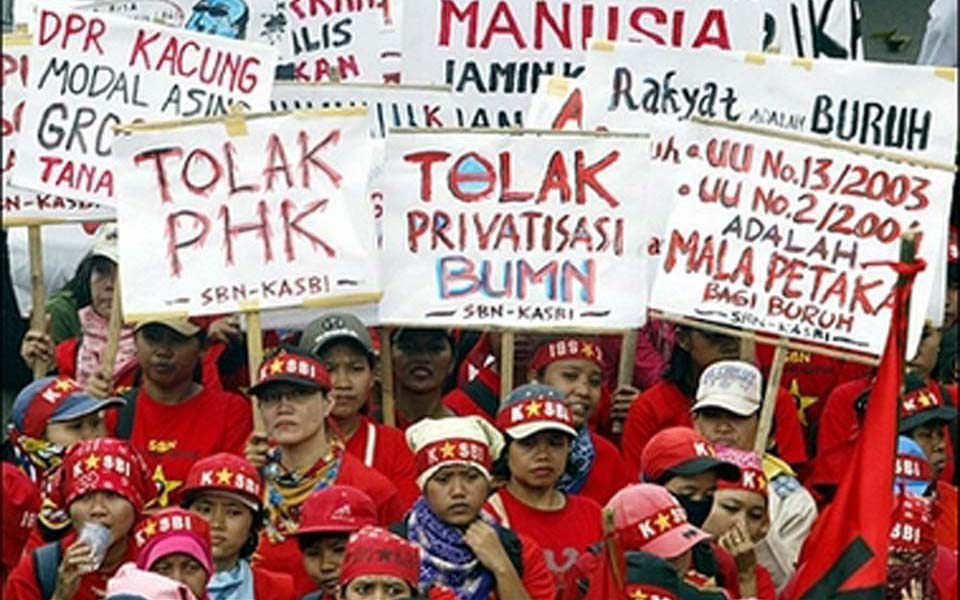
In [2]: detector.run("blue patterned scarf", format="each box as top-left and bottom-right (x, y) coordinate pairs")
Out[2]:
(406, 497), (495, 600)
(557, 426), (595, 494)
(207, 559), (256, 600)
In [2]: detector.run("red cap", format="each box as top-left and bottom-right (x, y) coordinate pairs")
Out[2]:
(2, 463), (40, 575)
(181, 453), (262, 511)
(529, 338), (605, 373)
(715, 447), (768, 496)
(249, 349), (332, 396)
(889, 494), (936, 553)
(295, 485), (377, 535)
(640, 427), (740, 483)
(135, 508), (214, 577)
(51, 438), (155, 513)
(607, 483), (711, 558)
(339, 526), (421, 590)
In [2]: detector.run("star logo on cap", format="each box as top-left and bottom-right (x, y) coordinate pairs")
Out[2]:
(84, 454), (101, 470)
(654, 512), (672, 532)
(630, 590), (648, 600)
(54, 379), (76, 392)
(216, 468), (233, 485)
(582, 343), (595, 358)
(440, 442), (456, 459)
(141, 519), (158, 538)
(270, 359), (285, 374)
(525, 401), (543, 418)
(917, 392), (934, 408)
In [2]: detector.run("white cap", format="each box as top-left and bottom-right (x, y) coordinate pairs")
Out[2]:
(405, 416), (504, 489)
(90, 224), (118, 263)
(693, 360), (762, 417)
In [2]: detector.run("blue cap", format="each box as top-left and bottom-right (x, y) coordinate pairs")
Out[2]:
(894, 436), (931, 496)
(496, 383), (578, 439)
(12, 377), (125, 437)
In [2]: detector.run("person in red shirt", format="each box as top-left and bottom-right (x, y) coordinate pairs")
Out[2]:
(298, 312), (419, 509)
(4, 438), (154, 600)
(486, 383), (603, 595)
(400, 416), (556, 599)
(391, 329), (458, 428)
(133, 508), (214, 600)
(292, 485), (378, 600)
(527, 337), (629, 505)
(338, 526), (422, 600)
(702, 447), (776, 600)
(886, 493), (955, 600)
(2, 462), (41, 586)
(180, 452), (294, 600)
(96, 318), (253, 508)
(245, 348), (403, 597)
(639, 427), (742, 598)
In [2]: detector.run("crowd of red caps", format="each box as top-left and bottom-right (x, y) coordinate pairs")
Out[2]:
(0, 222), (957, 600)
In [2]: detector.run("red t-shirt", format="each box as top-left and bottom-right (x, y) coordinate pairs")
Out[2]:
(816, 377), (872, 454)
(252, 564), (296, 600)
(443, 367), (499, 424)
(936, 481), (958, 551)
(253, 452), (404, 597)
(756, 563), (777, 600)
(580, 432), (630, 506)
(342, 415), (419, 511)
(756, 345), (872, 429)
(622, 381), (808, 477)
(514, 533), (558, 600)
(485, 489), (602, 597)
(105, 386), (253, 507)
(3, 532), (138, 600)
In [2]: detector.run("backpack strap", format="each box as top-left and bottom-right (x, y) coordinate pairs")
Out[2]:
(114, 386), (140, 440)
(463, 379), (499, 419)
(33, 542), (62, 600)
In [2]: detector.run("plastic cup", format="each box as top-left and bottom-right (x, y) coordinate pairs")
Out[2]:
(77, 522), (111, 572)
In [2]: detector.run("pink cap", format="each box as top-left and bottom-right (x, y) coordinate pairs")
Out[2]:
(606, 483), (711, 558)
(135, 509), (214, 578)
(105, 563), (198, 599)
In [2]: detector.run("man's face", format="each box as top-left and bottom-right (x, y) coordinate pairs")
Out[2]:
(693, 407), (759, 451)
(135, 326), (202, 388)
(910, 423), (947, 481)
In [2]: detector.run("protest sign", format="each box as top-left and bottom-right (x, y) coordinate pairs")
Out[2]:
(583, 43), (958, 163)
(379, 129), (650, 329)
(249, 0), (386, 82)
(10, 3), (276, 206)
(525, 76), (584, 131)
(2, 32), (30, 185)
(112, 108), (380, 319)
(271, 82), (459, 138)
(3, 192), (115, 225)
(765, 0), (863, 59)
(648, 119), (953, 357)
(401, 0), (765, 127)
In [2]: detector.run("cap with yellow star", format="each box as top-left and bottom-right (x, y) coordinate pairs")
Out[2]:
(496, 383), (578, 440)
(249, 348), (332, 396)
(181, 452), (263, 511)
(529, 338), (605, 374)
(406, 416), (505, 489)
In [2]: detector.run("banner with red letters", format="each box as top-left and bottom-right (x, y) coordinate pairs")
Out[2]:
(111, 109), (380, 319)
(379, 130), (651, 329)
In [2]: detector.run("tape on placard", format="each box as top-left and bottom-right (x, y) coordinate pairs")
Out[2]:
(3, 30), (32, 45)
(547, 78), (570, 97)
(238, 300), (260, 312)
(301, 292), (383, 309)
(224, 107), (248, 137)
(591, 39), (615, 52)
(744, 52), (766, 66)
(791, 57), (814, 71)
(934, 68), (956, 82)
(292, 106), (369, 119)
(124, 311), (191, 324)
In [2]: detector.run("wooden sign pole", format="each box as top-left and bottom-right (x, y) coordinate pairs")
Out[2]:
(612, 329), (638, 434)
(245, 311), (267, 434)
(379, 329), (396, 427)
(27, 225), (47, 379)
(754, 338), (787, 454)
(499, 330), (516, 398)
(100, 279), (124, 382)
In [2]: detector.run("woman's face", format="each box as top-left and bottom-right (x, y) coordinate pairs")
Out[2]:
(507, 431), (570, 490)
(68, 490), (136, 547)
(392, 332), (453, 394)
(693, 408), (759, 451)
(320, 342), (374, 420)
(910, 423), (947, 480)
(135, 326), (202, 388)
(678, 329), (740, 371)
(89, 258), (117, 319)
(538, 359), (602, 427)
(188, 493), (254, 566)
(150, 553), (209, 599)
(703, 489), (769, 543)
(45, 412), (107, 446)
(302, 533), (349, 594)
(258, 383), (332, 446)
(424, 465), (490, 527)
(343, 575), (413, 600)
(664, 472), (718, 502)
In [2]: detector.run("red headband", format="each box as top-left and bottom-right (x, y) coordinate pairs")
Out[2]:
(617, 506), (690, 549)
(415, 438), (491, 476)
(20, 378), (83, 438)
(529, 338), (604, 373)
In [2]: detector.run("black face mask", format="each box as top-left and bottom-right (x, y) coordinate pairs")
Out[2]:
(674, 493), (714, 527)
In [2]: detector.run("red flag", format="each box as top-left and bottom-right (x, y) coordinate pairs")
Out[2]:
(786, 258), (925, 600)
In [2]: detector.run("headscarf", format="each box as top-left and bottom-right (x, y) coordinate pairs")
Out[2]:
(557, 425), (595, 494)
(206, 559), (255, 600)
(405, 497), (495, 600)
(76, 306), (138, 385)
(263, 442), (344, 543)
